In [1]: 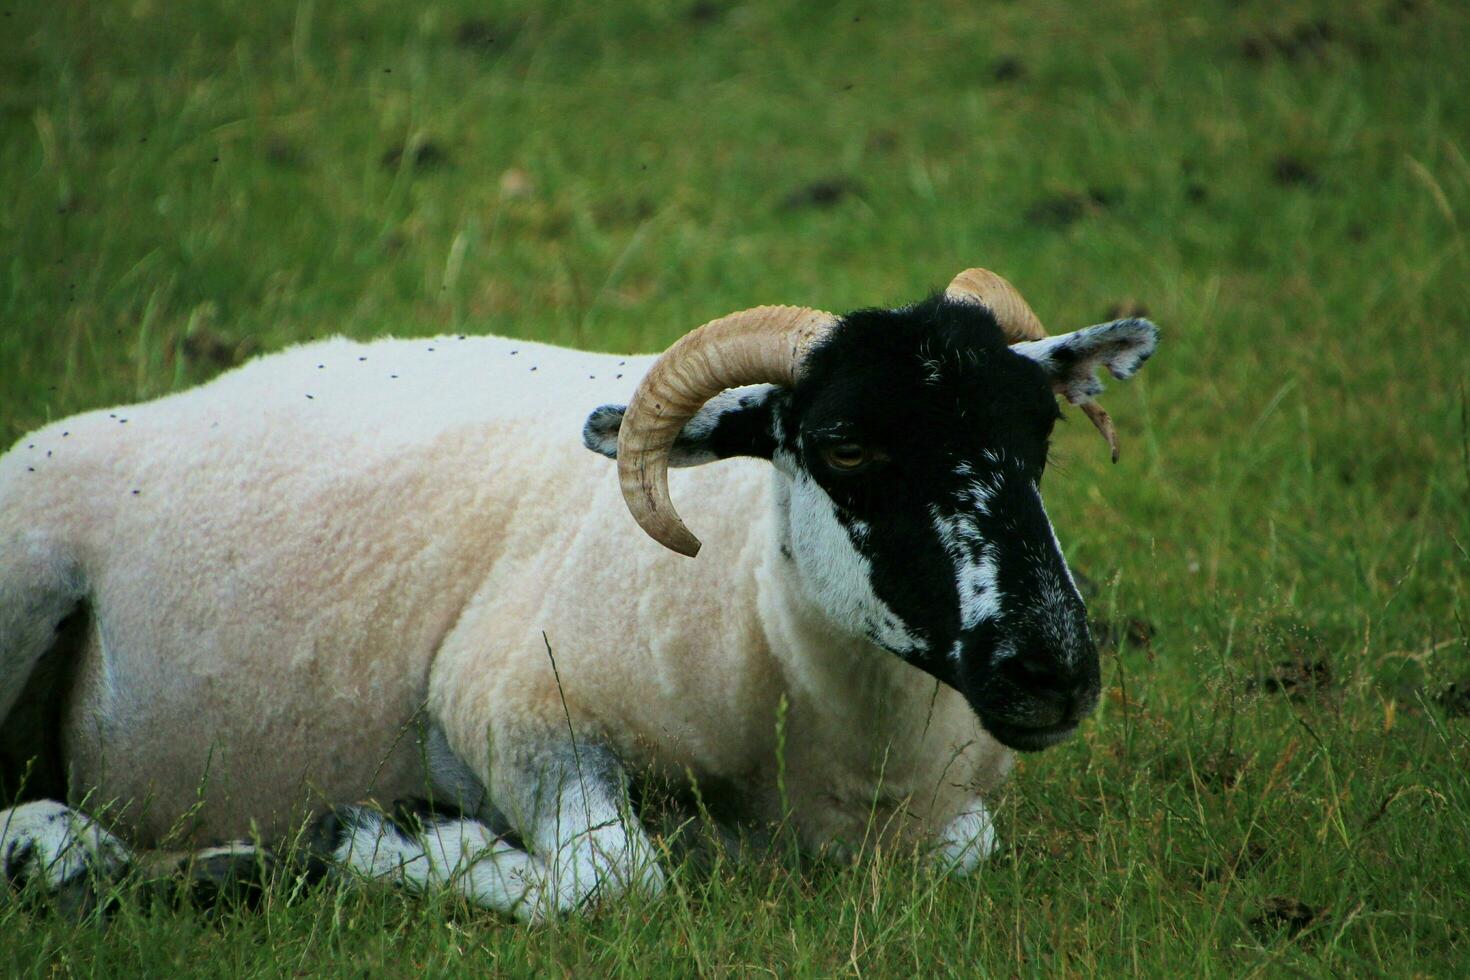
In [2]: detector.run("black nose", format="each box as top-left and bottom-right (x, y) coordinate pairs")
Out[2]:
(998, 649), (1098, 721)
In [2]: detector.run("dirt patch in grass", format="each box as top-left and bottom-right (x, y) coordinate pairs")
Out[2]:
(1271, 155), (1320, 188)
(1247, 658), (1332, 698)
(1250, 896), (1327, 937)
(1024, 188), (1116, 228)
(1435, 679), (1470, 718)
(1090, 616), (1155, 649)
(173, 328), (259, 371)
(1191, 841), (1269, 885)
(1149, 744), (1248, 791)
(1199, 748), (1249, 789)
(686, 1), (729, 26)
(381, 141), (451, 172)
(991, 57), (1025, 83)
(594, 197), (656, 227)
(454, 19), (522, 54)
(1384, 0), (1426, 25)
(1241, 21), (1340, 63)
(263, 137), (304, 169)
(779, 178), (858, 212)
(1245, 622), (1338, 701)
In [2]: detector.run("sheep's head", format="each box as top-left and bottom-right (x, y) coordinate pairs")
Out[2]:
(583, 268), (1158, 752)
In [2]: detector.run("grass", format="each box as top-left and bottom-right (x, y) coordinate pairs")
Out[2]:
(2, 0), (1469, 974)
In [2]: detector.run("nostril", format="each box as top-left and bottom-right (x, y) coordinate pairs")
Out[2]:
(1001, 655), (1071, 696)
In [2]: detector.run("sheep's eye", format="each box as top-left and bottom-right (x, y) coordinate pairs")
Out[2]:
(821, 442), (871, 472)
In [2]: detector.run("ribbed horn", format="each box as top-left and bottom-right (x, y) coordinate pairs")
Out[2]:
(945, 267), (1119, 459)
(944, 268), (1048, 342)
(617, 305), (839, 557)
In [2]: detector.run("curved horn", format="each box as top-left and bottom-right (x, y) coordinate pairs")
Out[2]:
(944, 268), (1048, 342)
(946, 266), (1119, 459)
(617, 305), (839, 557)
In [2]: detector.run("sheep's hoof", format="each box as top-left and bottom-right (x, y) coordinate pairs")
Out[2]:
(0, 800), (131, 918)
(160, 842), (278, 915)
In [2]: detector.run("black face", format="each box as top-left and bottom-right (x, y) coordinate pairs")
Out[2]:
(772, 296), (1101, 751)
(585, 293), (1150, 751)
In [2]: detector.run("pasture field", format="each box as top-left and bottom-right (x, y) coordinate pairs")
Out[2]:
(3, 0), (1469, 975)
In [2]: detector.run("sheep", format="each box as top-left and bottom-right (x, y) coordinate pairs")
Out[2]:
(0, 267), (1158, 920)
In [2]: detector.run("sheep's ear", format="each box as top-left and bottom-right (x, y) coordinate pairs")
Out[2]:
(582, 384), (782, 467)
(1010, 318), (1159, 405)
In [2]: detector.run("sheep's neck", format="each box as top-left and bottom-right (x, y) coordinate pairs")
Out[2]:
(753, 501), (941, 748)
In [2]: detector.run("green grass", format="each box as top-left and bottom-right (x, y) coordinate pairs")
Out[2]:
(3, 0), (1469, 974)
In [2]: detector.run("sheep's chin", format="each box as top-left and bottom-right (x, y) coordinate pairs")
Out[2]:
(979, 718), (1079, 753)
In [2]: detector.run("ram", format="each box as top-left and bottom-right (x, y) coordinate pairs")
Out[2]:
(0, 268), (1157, 920)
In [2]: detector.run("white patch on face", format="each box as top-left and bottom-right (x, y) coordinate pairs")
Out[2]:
(960, 477), (996, 512)
(930, 505), (1003, 660)
(781, 459), (928, 656)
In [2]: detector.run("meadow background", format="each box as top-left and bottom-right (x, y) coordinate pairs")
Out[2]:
(2, 0), (1468, 974)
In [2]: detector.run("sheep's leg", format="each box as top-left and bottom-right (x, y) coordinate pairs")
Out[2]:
(313, 798), (544, 918)
(931, 797), (999, 875)
(496, 739), (665, 917)
(1, 800), (286, 915)
(318, 742), (663, 921)
(0, 800), (131, 914)
(0, 527), (82, 728)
